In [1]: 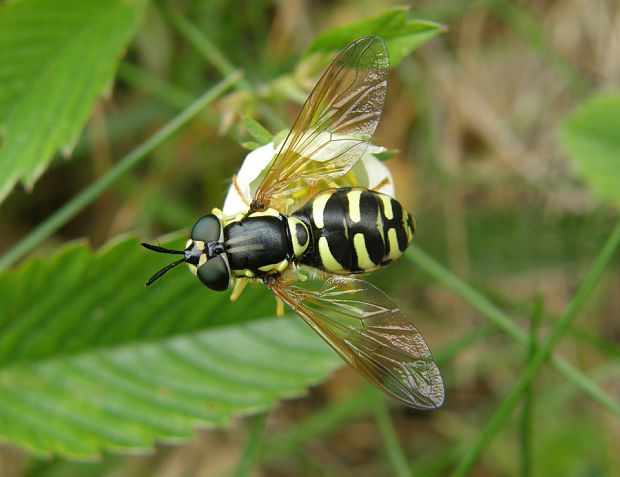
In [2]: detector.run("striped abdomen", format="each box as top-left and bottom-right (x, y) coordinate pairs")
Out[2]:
(292, 188), (416, 274)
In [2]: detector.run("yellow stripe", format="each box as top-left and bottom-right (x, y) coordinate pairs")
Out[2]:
(249, 208), (280, 218)
(187, 240), (206, 251)
(353, 233), (374, 269)
(318, 236), (342, 271)
(376, 210), (385, 243)
(347, 189), (362, 223)
(287, 217), (309, 257)
(258, 258), (290, 273)
(405, 212), (415, 243)
(312, 192), (333, 229)
(387, 228), (401, 259)
(379, 195), (393, 220)
(233, 268), (255, 278)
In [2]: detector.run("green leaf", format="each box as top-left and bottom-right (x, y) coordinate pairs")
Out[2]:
(243, 117), (273, 146)
(241, 141), (262, 150)
(559, 91), (620, 206)
(372, 150), (397, 162)
(273, 129), (289, 148)
(0, 0), (148, 203)
(0, 238), (341, 458)
(307, 8), (446, 66)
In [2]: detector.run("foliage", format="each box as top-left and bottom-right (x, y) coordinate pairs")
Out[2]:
(0, 240), (340, 457)
(0, 0), (148, 203)
(559, 91), (620, 207)
(0, 0), (447, 461)
(307, 8), (446, 66)
(0, 0), (618, 476)
(241, 116), (274, 149)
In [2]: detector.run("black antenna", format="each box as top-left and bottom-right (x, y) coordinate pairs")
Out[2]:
(142, 242), (186, 286)
(141, 242), (185, 255)
(145, 258), (185, 286)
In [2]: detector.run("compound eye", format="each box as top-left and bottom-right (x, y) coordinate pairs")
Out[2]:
(197, 255), (230, 291)
(191, 214), (221, 242)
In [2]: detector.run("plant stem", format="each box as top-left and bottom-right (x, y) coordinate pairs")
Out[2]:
(159, 1), (246, 85)
(258, 327), (490, 466)
(373, 399), (414, 477)
(159, 2), (283, 129)
(117, 61), (195, 110)
(232, 412), (268, 477)
(405, 246), (620, 416)
(0, 71), (242, 272)
(520, 294), (543, 477)
(450, 218), (620, 477)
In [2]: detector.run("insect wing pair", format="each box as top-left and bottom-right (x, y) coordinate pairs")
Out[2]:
(146, 36), (444, 409)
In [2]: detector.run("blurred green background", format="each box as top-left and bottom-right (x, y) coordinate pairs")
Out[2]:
(0, 0), (619, 476)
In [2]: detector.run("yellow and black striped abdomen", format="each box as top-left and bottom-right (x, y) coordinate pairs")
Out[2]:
(292, 188), (416, 274)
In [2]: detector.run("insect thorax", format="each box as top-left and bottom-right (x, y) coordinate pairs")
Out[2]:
(222, 208), (310, 279)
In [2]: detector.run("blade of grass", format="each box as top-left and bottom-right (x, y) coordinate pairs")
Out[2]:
(232, 412), (268, 477)
(406, 246), (524, 343)
(433, 325), (494, 364)
(520, 294), (543, 477)
(373, 398), (414, 477)
(569, 326), (620, 360)
(72, 102), (171, 157)
(405, 246), (620, 416)
(450, 218), (620, 477)
(0, 71), (242, 272)
(259, 386), (384, 462)
(257, 326), (491, 466)
(117, 61), (195, 110)
(484, 0), (591, 97)
(469, 282), (620, 360)
(158, 1), (282, 130)
(411, 0), (590, 96)
(158, 1), (245, 85)
(537, 361), (620, 412)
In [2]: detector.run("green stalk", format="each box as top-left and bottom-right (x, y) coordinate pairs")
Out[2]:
(484, 0), (591, 96)
(159, 2), (250, 88)
(258, 327), (490, 466)
(373, 399), (414, 477)
(405, 246), (620, 416)
(232, 412), (268, 477)
(117, 61), (195, 110)
(0, 71), (242, 272)
(520, 294), (543, 477)
(159, 2), (283, 129)
(450, 218), (620, 477)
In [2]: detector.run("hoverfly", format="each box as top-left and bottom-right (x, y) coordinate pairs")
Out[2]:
(143, 36), (444, 409)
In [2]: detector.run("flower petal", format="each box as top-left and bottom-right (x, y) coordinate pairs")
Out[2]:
(222, 141), (395, 216)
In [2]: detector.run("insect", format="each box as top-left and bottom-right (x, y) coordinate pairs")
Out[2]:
(143, 36), (444, 409)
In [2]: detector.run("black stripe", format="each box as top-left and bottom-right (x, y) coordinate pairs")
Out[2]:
(390, 200), (408, 252)
(295, 222), (308, 247)
(322, 192), (351, 269)
(406, 212), (416, 238)
(355, 191), (384, 267)
(379, 198), (407, 254)
(292, 189), (414, 273)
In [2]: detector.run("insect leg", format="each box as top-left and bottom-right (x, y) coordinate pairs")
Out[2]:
(232, 174), (250, 208)
(371, 176), (390, 191)
(230, 278), (249, 302)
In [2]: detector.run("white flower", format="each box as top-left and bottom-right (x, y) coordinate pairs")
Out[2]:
(222, 140), (395, 216)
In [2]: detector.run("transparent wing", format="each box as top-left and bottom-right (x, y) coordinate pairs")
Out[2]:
(270, 275), (444, 409)
(253, 36), (389, 213)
